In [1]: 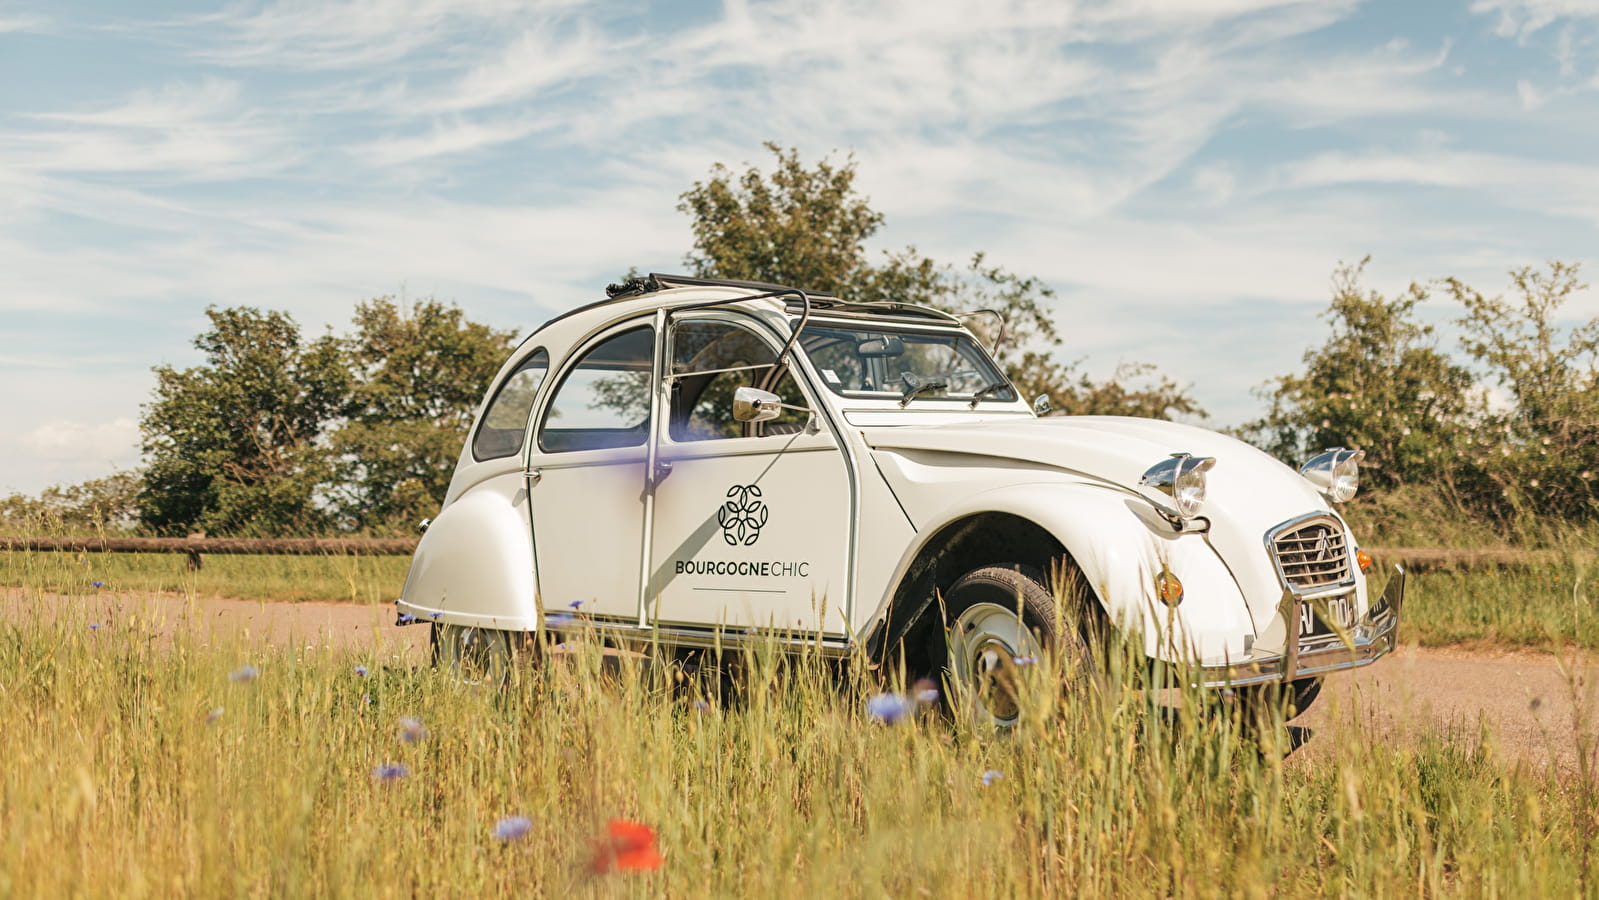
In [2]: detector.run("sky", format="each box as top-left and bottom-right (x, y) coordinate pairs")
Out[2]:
(3, 0), (1599, 496)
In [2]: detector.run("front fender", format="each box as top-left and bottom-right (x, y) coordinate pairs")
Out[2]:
(397, 471), (538, 631)
(874, 480), (1255, 665)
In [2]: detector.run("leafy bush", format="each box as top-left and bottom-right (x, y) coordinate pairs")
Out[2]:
(1251, 260), (1599, 527)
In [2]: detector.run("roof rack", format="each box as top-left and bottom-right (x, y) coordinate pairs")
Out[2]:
(604, 273), (839, 299)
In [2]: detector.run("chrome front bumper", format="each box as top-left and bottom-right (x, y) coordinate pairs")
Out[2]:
(1198, 565), (1405, 688)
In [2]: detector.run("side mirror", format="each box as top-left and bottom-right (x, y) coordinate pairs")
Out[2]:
(1033, 394), (1053, 416)
(733, 386), (783, 423)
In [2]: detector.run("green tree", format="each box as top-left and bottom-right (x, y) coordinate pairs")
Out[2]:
(0, 471), (141, 532)
(1245, 260), (1477, 492)
(139, 307), (349, 535)
(678, 144), (1201, 420)
(1444, 262), (1599, 518)
(330, 297), (517, 531)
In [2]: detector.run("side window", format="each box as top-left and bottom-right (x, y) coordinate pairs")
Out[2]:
(539, 326), (655, 453)
(670, 320), (808, 441)
(472, 349), (549, 461)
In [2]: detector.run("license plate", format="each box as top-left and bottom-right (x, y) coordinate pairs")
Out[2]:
(1298, 595), (1355, 643)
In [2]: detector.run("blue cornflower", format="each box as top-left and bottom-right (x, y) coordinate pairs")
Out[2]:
(91, 581), (105, 589)
(691, 699), (711, 713)
(493, 815), (533, 841)
(229, 665), (259, 683)
(912, 678), (939, 704)
(371, 763), (408, 782)
(399, 716), (427, 743)
(89, 623), (101, 631)
(865, 692), (915, 725)
(206, 707), (225, 724)
(354, 665), (369, 677)
(429, 612), (442, 620)
(397, 614), (417, 624)
(545, 613), (575, 628)
(981, 769), (1003, 787)
(568, 600), (583, 610)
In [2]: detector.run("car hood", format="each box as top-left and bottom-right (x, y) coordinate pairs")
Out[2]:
(861, 415), (1330, 528)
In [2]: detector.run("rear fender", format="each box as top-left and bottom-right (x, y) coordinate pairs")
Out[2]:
(397, 471), (538, 631)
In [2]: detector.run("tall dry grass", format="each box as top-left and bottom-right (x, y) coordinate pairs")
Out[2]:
(1, 591), (1593, 898)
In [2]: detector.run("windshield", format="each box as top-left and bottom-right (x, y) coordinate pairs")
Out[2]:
(798, 324), (1017, 404)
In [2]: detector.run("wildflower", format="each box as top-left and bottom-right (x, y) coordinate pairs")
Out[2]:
(89, 623), (101, 632)
(397, 614), (417, 624)
(691, 700), (711, 713)
(912, 677), (939, 704)
(865, 692), (915, 725)
(981, 769), (1003, 787)
(206, 707), (225, 724)
(229, 665), (259, 683)
(546, 613), (575, 628)
(399, 716), (427, 743)
(354, 665), (369, 677)
(91, 581), (105, 589)
(429, 612), (442, 620)
(589, 820), (662, 874)
(1013, 655), (1039, 666)
(371, 763), (409, 782)
(493, 815), (533, 842)
(568, 600), (584, 610)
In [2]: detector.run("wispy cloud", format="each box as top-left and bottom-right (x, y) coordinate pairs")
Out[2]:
(192, 0), (588, 69)
(1473, 0), (1599, 39)
(5, 78), (293, 178)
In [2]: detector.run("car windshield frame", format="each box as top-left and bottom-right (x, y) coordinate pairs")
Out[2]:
(795, 321), (1018, 405)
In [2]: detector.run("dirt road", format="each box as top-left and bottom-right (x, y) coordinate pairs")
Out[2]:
(7, 588), (1594, 768)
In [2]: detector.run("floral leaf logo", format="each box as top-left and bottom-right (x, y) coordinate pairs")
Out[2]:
(715, 484), (769, 546)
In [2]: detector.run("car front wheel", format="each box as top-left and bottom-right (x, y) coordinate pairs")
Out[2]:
(944, 565), (1091, 728)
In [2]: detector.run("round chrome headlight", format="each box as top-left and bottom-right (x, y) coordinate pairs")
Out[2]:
(1139, 453), (1217, 519)
(1299, 448), (1365, 503)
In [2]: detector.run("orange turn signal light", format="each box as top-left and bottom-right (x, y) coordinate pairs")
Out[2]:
(1155, 568), (1184, 606)
(1356, 550), (1373, 573)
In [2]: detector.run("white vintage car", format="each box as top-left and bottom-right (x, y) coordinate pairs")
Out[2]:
(398, 274), (1404, 722)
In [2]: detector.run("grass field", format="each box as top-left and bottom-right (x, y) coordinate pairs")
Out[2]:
(4, 597), (1598, 898)
(5, 526), (1599, 895)
(4, 540), (1595, 650)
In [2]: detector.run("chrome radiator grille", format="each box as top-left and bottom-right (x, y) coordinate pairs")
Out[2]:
(1269, 516), (1352, 591)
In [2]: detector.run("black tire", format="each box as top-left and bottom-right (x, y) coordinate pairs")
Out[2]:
(1238, 677), (1323, 721)
(943, 565), (1093, 727)
(431, 622), (519, 685)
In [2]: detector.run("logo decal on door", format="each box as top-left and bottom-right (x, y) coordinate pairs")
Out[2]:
(717, 484), (769, 546)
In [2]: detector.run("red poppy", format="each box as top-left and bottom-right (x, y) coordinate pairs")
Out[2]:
(589, 819), (662, 874)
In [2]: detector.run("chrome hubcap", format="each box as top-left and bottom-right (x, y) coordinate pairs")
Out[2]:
(951, 602), (1043, 726)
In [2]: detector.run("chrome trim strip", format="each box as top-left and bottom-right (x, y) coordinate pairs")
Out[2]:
(547, 614), (854, 658)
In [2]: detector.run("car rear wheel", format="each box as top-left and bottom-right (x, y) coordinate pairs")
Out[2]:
(944, 565), (1092, 728)
(431, 623), (519, 684)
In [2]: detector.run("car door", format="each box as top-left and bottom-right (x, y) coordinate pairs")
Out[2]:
(528, 321), (655, 622)
(645, 314), (854, 637)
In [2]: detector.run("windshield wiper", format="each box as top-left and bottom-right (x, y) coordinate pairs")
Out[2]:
(899, 373), (949, 407)
(967, 381), (1010, 409)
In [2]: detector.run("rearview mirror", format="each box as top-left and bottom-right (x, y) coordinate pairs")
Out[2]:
(856, 336), (905, 358)
(733, 386), (783, 422)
